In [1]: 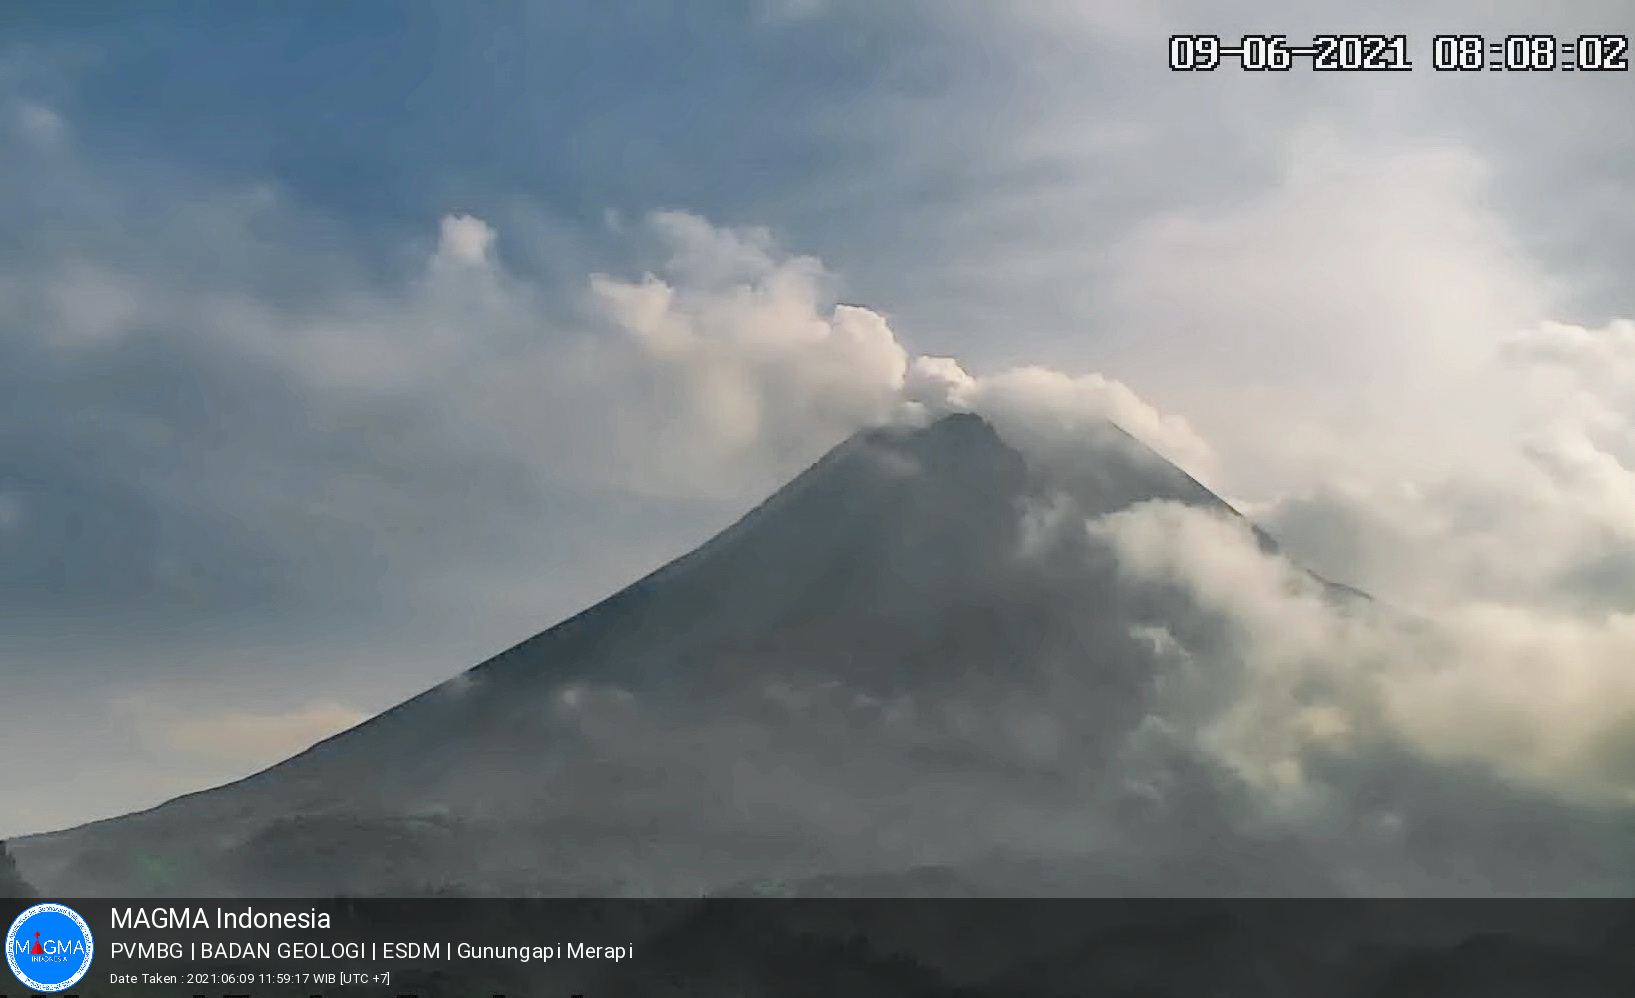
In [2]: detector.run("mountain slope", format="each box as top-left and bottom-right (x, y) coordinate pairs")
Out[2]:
(12, 414), (1332, 896)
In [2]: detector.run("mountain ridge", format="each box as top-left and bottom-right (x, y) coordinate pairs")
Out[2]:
(10, 413), (1364, 896)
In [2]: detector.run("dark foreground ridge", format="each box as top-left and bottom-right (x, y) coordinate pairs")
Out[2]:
(0, 840), (38, 898)
(10, 896), (1635, 998)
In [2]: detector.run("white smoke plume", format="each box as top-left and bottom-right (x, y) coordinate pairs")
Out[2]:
(556, 210), (1215, 497)
(1094, 500), (1635, 813)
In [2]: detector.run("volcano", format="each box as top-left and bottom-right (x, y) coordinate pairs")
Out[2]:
(14, 413), (1630, 898)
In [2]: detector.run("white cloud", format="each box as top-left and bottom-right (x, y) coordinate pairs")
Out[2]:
(40, 260), (145, 349)
(542, 213), (912, 497)
(1094, 500), (1635, 813)
(1098, 128), (1553, 495)
(331, 208), (1207, 502)
(949, 364), (1217, 481)
(1257, 317), (1635, 614)
(1508, 318), (1635, 377)
(434, 213), (497, 268)
(12, 99), (66, 145)
(571, 212), (1214, 496)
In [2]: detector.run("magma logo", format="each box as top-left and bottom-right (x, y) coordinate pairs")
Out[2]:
(6, 904), (94, 993)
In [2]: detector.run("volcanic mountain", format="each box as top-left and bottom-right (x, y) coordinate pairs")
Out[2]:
(15, 412), (1628, 898)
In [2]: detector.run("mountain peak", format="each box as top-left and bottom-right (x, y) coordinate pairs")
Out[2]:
(904, 409), (1002, 443)
(13, 407), (1257, 896)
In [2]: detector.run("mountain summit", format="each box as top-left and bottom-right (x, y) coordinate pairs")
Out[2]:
(14, 414), (1322, 896)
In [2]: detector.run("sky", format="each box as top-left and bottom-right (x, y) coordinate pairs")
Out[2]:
(2, 0), (1634, 839)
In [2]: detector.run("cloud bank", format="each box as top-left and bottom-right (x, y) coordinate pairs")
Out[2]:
(1093, 501), (1635, 813)
(254, 204), (1214, 503)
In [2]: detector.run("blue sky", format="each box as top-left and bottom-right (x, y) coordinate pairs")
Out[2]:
(59, 3), (882, 227)
(3, 1), (1634, 836)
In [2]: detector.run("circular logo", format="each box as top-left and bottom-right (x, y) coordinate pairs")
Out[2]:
(7, 904), (94, 993)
